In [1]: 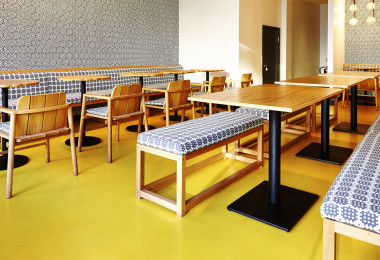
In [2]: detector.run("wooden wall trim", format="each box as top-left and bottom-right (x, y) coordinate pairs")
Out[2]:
(0, 64), (182, 74)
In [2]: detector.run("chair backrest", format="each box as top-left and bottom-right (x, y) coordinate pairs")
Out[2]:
(166, 80), (191, 108)
(110, 84), (142, 116)
(15, 92), (68, 137)
(241, 73), (253, 88)
(209, 76), (226, 93)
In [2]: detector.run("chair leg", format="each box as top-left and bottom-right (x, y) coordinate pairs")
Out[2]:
(6, 116), (16, 199)
(78, 110), (85, 153)
(107, 115), (112, 164)
(116, 122), (120, 142)
(209, 103), (213, 115)
(181, 109), (185, 122)
(68, 107), (78, 176)
(311, 104), (317, 132)
(45, 139), (50, 163)
(341, 90), (346, 108)
(191, 103), (196, 119)
(201, 103), (204, 117)
(137, 116), (142, 133)
(165, 107), (170, 126)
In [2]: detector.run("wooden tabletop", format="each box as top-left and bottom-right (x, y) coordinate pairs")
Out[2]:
(57, 75), (111, 81)
(191, 69), (224, 72)
(0, 79), (40, 88)
(158, 70), (195, 75)
(319, 71), (380, 79)
(275, 76), (367, 89)
(188, 84), (343, 112)
(120, 72), (163, 77)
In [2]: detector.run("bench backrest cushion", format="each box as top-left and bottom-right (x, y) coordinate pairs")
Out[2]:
(0, 72), (49, 100)
(137, 112), (262, 155)
(321, 131), (380, 233)
(368, 113), (380, 132)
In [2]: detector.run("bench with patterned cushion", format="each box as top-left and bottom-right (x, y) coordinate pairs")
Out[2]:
(136, 112), (264, 217)
(368, 113), (380, 132)
(321, 130), (380, 258)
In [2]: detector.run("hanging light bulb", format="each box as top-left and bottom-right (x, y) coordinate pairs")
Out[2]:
(367, 16), (376, 24)
(349, 4), (358, 12)
(367, 2), (376, 10)
(350, 17), (358, 25)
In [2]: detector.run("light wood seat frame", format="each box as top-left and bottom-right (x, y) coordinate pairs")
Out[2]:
(144, 80), (196, 126)
(323, 218), (380, 260)
(235, 107), (311, 159)
(226, 73), (253, 88)
(136, 125), (263, 217)
(78, 84), (147, 163)
(0, 92), (78, 198)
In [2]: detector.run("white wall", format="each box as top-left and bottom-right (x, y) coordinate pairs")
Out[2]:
(179, 0), (239, 83)
(320, 4), (328, 68)
(328, 0), (345, 72)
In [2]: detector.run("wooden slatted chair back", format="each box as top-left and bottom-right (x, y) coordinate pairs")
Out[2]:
(210, 76), (226, 93)
(241, 73), (253, 88)
(15, 92), (67, 137)
(110, 84), (142, 116)
(167, 80), (191, 108)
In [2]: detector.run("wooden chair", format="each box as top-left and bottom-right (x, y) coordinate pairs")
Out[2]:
(226, 73), (253, 88)
(0, 92), (78, 198)
(144, 80), (196, 126)
(78, 84), (147, 163)
(191, 76), (229, 115)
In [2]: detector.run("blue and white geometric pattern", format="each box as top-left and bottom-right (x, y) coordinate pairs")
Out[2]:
(0, 122), (10, 134)
(0, 1), (179, 70)
(146, 98), (165, 107)
(137, 112), (263, 155)
(321, 131), (380, 233)
(368, 114), (380, 132)
(235, 107), (288, 121)
(86, 106), (108, 117)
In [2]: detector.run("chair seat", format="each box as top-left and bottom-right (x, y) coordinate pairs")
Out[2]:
(0, 122), (10, 133)
(144, 83), (168, 93)
(145, 97), (165, 106)
(86, 106), (108, 117)
(87, 89), (113, 96)
(321, 131), (380, 233)
(235, 107), (288, 120)
(137, 111), (263, 155)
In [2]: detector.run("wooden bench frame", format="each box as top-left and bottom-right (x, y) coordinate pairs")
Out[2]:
(323, 218), (380, 260)
(136, 125), (263, 217)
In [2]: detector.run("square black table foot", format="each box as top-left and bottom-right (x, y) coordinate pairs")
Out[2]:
(0, 155), (29, 170)
(296, 142), (353, 165)
(333, 122), (370, 135)
(126, 125), (156, 133)
(65, 136), (101, 147)
(227, 181), (319, 232)
(163, 115), (189, 122)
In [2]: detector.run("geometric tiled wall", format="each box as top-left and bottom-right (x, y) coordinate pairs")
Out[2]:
(345, 0), (380, 63)
(0, 0), (179, 71)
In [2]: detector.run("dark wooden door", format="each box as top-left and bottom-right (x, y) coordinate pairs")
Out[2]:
(262, 25), (280, 84)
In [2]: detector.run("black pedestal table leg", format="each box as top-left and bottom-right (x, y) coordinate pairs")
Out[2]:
(321, 98), (329, 154)
(269, 110), (281, 204)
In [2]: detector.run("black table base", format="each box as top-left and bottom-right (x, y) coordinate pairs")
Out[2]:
(333, 122), (369, 135)
(0, 155), (29, 170)
(126, 125), (156, 132)
(296, 142), (353, 165)
(227, 181), (319, 232)
(65, 136), (101, 147)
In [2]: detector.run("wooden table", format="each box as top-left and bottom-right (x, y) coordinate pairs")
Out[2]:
(0, 80), (39, 170)
(191, 69), (224, 82)
(320, 71), (380, 109)
(58, 75), (110, 147)
(120, 72), (163, 132)
(189, 84), (343, 231)
(276, 76), (369, 135)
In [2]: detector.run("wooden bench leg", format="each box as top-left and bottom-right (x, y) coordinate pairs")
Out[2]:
(323, 218), (336, 260)
(136, 144), (145, 199)
(176, 155), (186, 217)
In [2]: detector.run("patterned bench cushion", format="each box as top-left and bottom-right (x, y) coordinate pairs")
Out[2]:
(321, 131), (380, 233)
(137, 112), (263, 155)
(368, 113), (380, 132)
(235, 107), (289, 120)
(0, 72), (49, 101)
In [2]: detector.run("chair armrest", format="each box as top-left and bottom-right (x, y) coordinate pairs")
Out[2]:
(83, 93), (111, 100)
(0, 107), (16, 115)
(142, 88), (167, 93)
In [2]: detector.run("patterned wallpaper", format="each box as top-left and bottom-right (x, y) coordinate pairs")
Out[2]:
(0, 0), (179, 71)
(345, 0), (380, 63)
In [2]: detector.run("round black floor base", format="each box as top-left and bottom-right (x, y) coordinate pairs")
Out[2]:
(163, 115), (190, 122)
(65, 136), (101, 147)
(0, 155), (29, 170)
(126, 125), (156, 133)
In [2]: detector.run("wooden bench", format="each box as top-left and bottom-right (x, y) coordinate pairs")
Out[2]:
(321, 122), (380, 259)
(136, 111), (264, 216)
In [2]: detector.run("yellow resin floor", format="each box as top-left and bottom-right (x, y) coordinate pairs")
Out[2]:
(0, 104), (379, 260)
